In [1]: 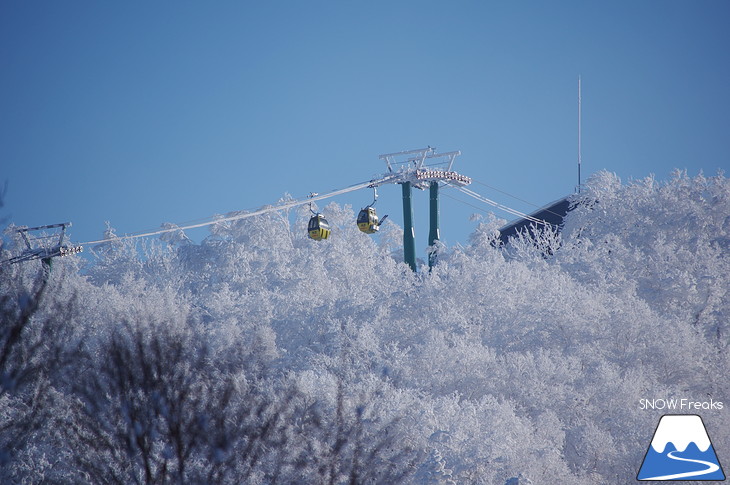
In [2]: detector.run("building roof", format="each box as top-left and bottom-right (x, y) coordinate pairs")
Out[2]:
(498, 196), (572, 245)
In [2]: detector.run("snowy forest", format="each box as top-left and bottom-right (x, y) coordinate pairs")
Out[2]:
(1, 170), (728, 484)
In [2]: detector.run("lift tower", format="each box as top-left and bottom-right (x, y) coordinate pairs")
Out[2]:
(377, 147), (470, 271)
(3, 223), (83, 271)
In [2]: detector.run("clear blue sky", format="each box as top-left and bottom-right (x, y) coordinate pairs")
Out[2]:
(2, 1), (729, 257)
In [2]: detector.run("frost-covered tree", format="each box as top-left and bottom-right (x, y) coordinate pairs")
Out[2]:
(0, 264), (77, 478)
(62, 315), (295, 484)
(0, 171), (728, 483)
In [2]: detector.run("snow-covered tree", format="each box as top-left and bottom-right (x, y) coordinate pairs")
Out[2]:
(0, 170), (727, 483)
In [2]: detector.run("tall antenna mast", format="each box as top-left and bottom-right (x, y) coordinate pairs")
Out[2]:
(577, 75), (582, 193)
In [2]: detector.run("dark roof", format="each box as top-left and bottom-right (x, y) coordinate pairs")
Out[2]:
(498, 196), (572, 245)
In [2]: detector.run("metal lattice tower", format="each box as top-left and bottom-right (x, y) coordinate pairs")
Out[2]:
(4, 223), (83, 269)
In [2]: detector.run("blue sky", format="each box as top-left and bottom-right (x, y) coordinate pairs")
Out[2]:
(2, 1), (729, 258)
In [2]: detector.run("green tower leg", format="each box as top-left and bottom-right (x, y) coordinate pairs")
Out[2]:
(428, 181), (440, 269)
(401, 182), (417, 272)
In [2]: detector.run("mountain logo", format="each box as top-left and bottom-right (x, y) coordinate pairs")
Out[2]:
(637, 414), (725, 481)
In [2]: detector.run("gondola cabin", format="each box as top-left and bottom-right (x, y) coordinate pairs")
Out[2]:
(308, 214), (331, 240)
(357, 207), (379, 234)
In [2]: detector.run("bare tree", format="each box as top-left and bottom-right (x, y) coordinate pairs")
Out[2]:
(284, 375), (421, 485)
(61, 314), (420, 484)
(0, 266), (76, 471)
(64, 317), (300, 484)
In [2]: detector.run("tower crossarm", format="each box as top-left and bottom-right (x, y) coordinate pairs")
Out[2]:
(375, 147), (470, 189)
(6, 222), (83, 265)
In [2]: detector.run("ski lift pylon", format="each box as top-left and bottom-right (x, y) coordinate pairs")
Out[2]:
(2, 222), (83, 267)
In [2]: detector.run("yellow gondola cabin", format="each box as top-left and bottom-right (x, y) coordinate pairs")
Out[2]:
(308, 214), (331, 240)
(357, 207), (379, 234)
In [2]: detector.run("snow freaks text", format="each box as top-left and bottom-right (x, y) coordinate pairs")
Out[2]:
(639, 399), (724, 411)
